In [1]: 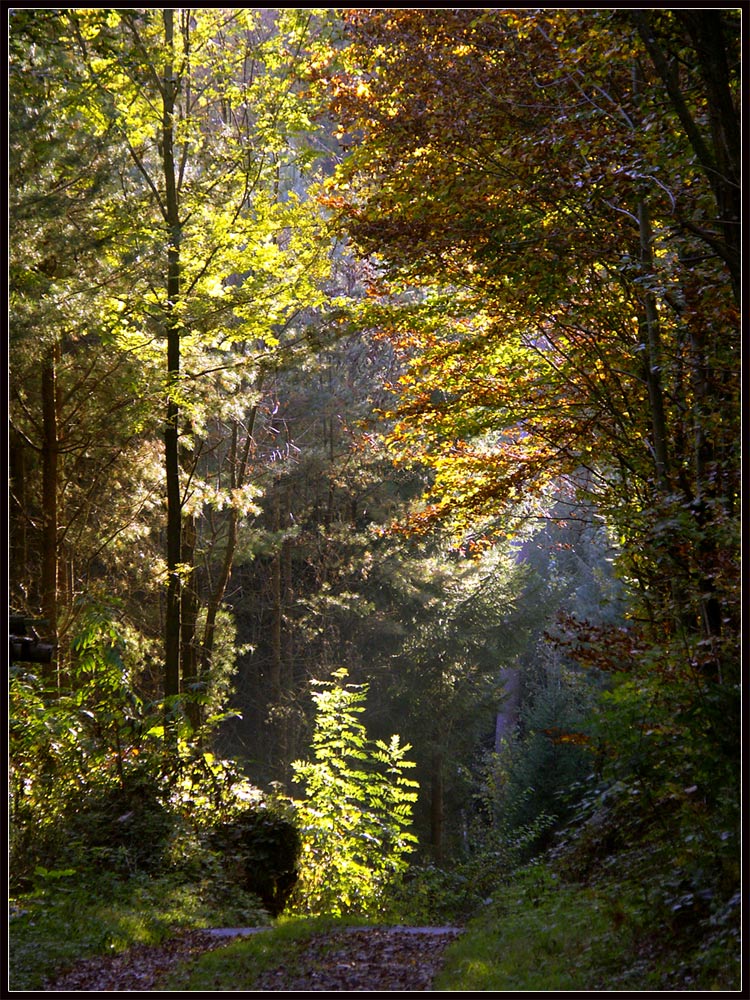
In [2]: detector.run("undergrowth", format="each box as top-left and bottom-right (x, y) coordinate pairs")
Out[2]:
(434, 861), (740, 992)
(8, 870), (271, 992)
(434, 861), (740, 993)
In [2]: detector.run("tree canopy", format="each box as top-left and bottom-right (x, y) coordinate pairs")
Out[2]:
(324, 8), (739, 670)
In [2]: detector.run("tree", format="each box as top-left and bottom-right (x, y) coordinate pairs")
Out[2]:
(10, 9), (338, 721)
(9, 10), (161, 676)
(630, 11), (740, 299)
(211, 274), (416, 786)
(358, 542), (533, 861)
(316, 11), (739, 921)
(324, 9), (739, 675)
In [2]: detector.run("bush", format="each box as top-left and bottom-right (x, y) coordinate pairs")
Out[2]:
(290, 669), (419, 916)
(207, 804), (301, 917)
(387, 805), (555, 926)
(8, 597), (307, 931)
(63, 767), (174, 874)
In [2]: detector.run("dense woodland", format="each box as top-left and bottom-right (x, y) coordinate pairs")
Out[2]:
(9, 8), (740, 991)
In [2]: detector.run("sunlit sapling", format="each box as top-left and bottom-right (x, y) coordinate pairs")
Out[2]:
(291, 668), (419, 916)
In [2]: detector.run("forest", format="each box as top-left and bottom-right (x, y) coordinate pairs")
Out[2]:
(8, 8), (740, 992)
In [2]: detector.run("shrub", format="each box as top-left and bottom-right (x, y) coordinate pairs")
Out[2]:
(290, 669), (419, 916)
(63, 767), (174, 874)
(9, 599), (301, 902)
(207, 804), (301, 917)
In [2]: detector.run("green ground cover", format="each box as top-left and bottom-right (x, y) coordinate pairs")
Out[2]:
(12, 859), (737, 993)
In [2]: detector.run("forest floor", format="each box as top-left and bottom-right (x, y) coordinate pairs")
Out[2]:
(44, 924), (464, 992)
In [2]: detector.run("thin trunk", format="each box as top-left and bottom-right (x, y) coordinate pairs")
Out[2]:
(162, 7), (181, 703)
(200, 404), (258, 679)
(9, 428), (28, 596)
(180, 416), (200, 729)
(637, 196), (670, 491)
(200, 510), (237, 679)
(270, 483), (282, 698)
(681, 278), (725, 663)
(430, 750), (444, 864)
(40, 343), (60, 684)
(280, 485), (295, 782)
(282, 484), (294, 678)
(181, 509), (200, 727)
(630, 62), (669, 493)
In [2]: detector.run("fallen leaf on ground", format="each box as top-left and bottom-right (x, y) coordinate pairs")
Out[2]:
(44, 925), (463, 992)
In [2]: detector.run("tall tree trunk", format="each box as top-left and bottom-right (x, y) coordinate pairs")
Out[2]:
(9, 428), (28, 597)
(270, 482), (283, 699)
(162, 7), (182, 703)
(180, 419), (200, 729)
(40, 342), (60, 684)
(200, 403), (259, 680)
(637, 196), (670, 492)
(268, 481), (287, 784)
(181, 509), (200, 727)
(430, 749), (444, 864)
(281, 483), (295, 777)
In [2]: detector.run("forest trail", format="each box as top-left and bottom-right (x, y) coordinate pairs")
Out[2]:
(45, 925), (464, 992)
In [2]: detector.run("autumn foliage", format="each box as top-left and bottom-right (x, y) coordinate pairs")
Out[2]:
(8, 9), (739, 989)
(323, 9), (739, 679)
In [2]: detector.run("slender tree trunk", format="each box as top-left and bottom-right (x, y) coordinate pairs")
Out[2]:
(201, 404), (259, 679)
(681, 276), (725, 667)
(162, 7), (181, 703)
(200, 423), (239, 678)
(430, 750), (444, 864)
(200, 511), (236, 680)
(40, 343), (60, 684)
(273, 484), (297, 783)
(637, 196), (670, 492)
(270, 483), (283, 698)
(9, 428), (28, 592)
(628, 61), (670, 494)
(181, 508), (200, 727)
(282, 483), (295, 774)
(180, 417), (200, 730)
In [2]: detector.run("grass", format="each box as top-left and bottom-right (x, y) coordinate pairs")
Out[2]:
(9, 871), (370, 994)
(10, 861), (740, 993)
(162, 914), (371, 991)
(8, 870), (271, 992)
(434, 864), (629, 992)
(434, 862), (741, 993)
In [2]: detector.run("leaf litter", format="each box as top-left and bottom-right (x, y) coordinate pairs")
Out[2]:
(44, 925), (463, 992)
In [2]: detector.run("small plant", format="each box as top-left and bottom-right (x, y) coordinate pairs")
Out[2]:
(290, 669), (419, 916)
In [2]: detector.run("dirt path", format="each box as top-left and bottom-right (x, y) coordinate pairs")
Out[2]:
(45, 931), (233, 992)
(252, 927), (463, 992)
(45, 925), (463, 992)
